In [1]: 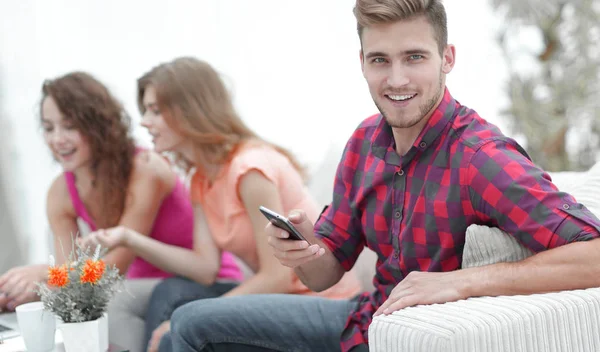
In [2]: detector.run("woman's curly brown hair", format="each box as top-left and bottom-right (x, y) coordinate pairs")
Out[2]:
(41, 72), (136, 228)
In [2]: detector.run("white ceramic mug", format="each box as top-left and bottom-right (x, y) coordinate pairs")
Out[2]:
(15, 301), (56, 352)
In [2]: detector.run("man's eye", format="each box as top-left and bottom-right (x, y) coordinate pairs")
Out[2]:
(409, 55), (423, 60)
(372, 58), (386, 64)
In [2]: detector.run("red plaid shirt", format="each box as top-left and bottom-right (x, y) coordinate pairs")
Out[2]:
(315, 88), (600, 352)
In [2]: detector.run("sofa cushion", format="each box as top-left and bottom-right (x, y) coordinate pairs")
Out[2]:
(462, 225), (533, 269)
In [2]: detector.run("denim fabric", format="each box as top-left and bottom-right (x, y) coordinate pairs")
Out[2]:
(166, 294), (358, 352)
(144, 276), (237, 351)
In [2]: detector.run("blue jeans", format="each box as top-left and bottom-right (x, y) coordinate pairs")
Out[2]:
(166, 294), (362, 352)
(144, 277), (238, 351)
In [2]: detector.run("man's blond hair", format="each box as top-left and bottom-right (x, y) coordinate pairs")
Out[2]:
(353, 0), (448, 55)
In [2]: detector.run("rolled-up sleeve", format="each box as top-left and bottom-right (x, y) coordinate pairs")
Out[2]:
(467, 139), (600, 252)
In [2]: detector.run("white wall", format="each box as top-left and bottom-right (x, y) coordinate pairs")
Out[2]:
(0, 0), (508, 264)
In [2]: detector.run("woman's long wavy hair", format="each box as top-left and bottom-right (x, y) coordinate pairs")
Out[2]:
(137, 57), (306, 181)
(41, 72), (136, 228)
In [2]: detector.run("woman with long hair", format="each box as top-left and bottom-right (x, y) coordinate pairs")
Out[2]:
(118, 57), (361, 351)
(0, 72), (242, 352)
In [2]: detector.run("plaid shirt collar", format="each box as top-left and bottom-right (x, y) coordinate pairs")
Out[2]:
(371, 87), (457, 166)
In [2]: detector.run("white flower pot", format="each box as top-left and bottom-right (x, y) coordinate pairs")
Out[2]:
(59, 313), (108, 352)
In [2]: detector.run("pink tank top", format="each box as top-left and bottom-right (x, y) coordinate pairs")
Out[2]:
(64, 169), (243, 282)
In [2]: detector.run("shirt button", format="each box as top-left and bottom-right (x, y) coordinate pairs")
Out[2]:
(419, 142), (427, 148)
(397, 169), (404, 176)
(394, 211), (401, 219)
(393, 251), (399, 259)
(562, 204), (570, 210)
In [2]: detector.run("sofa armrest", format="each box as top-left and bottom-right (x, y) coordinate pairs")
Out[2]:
(368, 288), (600, 352)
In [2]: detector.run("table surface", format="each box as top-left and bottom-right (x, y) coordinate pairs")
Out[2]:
(0, 330), (128, 352)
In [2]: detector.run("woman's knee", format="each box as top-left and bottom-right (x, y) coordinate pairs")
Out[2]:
(149, 277), (215, 306)
(146, 277), (220, 327)
(148, 278), (191, 312)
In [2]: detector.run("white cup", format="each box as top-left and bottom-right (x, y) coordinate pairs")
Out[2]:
(15, 301), (56, 352)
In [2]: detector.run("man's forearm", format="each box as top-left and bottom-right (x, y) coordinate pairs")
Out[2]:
(466, 238), (600, 298)
(294, 238), (345, 292)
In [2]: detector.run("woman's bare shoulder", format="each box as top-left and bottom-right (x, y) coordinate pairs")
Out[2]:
(130, 149), (177, 192)
(46, 174), (76, 217)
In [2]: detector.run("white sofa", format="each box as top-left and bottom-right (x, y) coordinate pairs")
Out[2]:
(308, 151), (600, 352)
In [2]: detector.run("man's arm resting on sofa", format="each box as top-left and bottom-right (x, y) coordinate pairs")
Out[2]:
(375, 237), (600, 316)
(470, 237), (600, 297)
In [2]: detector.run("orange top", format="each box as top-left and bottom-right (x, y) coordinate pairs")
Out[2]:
(191, 141), (361, 299)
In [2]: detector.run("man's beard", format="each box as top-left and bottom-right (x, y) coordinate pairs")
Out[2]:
(376, 69), (444, 129)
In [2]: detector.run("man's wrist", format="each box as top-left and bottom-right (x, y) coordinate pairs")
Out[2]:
(461, 262), (512, 298)
(460, 266), (487, 298)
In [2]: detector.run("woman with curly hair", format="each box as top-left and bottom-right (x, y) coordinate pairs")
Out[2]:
(0, 72), (242, 352)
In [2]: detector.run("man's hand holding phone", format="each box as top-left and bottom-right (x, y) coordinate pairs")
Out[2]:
(264, 208), (326, 268)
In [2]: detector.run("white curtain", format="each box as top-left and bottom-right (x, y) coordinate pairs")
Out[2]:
(0, 75), (27, 272)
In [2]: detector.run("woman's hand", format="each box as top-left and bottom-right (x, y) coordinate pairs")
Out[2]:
(0, 264), (47, 311)
(77, 226), (132, 251)
(147, 320), (171, 352)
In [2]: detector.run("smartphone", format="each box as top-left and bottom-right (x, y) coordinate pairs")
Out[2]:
(259, 206), (308, 242)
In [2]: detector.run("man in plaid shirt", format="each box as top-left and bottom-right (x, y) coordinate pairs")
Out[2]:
(169, 0), (600, 351)
(266, 0), (600, 351)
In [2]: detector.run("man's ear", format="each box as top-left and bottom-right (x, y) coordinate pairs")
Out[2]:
(442, 44), (456, 74)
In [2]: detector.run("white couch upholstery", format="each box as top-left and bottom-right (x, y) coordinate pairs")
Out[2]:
(367, 162), (600, 352)
(368, 288), (600, 352)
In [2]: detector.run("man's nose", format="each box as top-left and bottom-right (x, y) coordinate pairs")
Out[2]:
(387, 63), (410, 87)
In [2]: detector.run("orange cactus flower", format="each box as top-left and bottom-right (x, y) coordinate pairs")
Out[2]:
(48, 265), (69, 287)
(80, 259), (106, 284)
